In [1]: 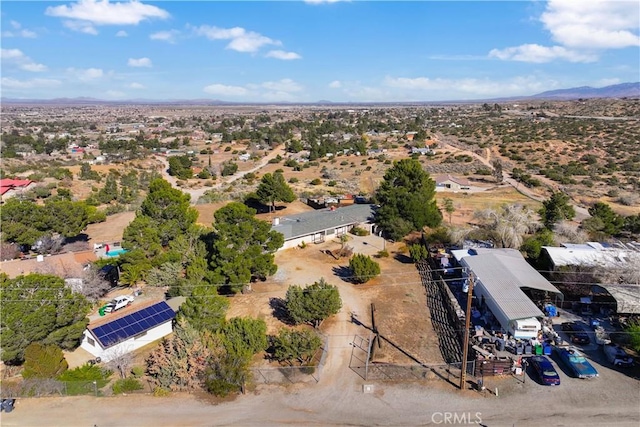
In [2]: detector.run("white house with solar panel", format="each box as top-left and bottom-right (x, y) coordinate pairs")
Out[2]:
(81, 300), (175, 362)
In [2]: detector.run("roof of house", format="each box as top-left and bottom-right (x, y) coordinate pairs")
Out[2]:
(88, 300), (174, 348)
(434, 174), (470, 186)
(0, 179), (33, 195)
(272, 204), (375, 241)
(542, 242), (640, 268)
(461, 252), (563, 322)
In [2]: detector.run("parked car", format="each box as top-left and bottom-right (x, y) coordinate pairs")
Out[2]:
(555, 347), (598, 379)
(529, 356), (561, 386)
(603, 344), (634, 368)
(102, 295), (134, 313)
(561, 322), (590, 345)
(1, 398), (16, 413)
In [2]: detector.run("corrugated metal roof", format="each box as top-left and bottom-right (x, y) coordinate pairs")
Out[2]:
(272, 204), (375, 240)
(462, 253), (562, 323)
(600, 284), (640, 314)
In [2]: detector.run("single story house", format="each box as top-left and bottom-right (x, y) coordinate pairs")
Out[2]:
(434, 175), (471, 191)
(271, 204), (375, 250)
(81, 300), (175, 361)
(455, 248), (563, 339)
(0, 179), (35, 202)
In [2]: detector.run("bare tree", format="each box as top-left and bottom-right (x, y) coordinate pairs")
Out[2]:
(106, 344), (134, 379)
(474, 204), (539, 248)
(491, 159), (503, 183)
(554, 221), (588, 244)
(79, 265), (112, 302)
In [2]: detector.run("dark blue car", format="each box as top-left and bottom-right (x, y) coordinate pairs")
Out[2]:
(556, 347), (598, 379)
(529, 356), (561, 386)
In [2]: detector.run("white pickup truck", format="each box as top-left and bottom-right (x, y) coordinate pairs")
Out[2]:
(103, 295), (134, 313)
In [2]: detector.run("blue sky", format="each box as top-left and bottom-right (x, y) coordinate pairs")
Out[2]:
(2, 0), (639, 102)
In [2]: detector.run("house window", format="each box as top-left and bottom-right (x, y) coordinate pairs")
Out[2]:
(134, 331), (148, 340)
(87, 337), (95, 346)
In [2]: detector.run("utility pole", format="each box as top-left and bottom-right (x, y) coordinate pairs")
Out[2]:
(460, 273), (474, 390)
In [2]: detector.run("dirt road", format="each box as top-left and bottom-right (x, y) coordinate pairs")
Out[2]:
(155, 146), (286, 204)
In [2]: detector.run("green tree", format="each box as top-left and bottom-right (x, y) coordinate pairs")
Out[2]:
(409, 243), (429, 263)
(374, 159), (442, 240)
(22, 343), (68, 379)
(582, 202), (624, 237)
(443, 198), (455, 224)
(520, 229), (555, 262)
(123, 179), (197, 253)
(179, 286), (230, 333)
(256, 171), (296, 212)
(271, 329), (322, 366)
(349, 253), (381, 284)
(97, 174), (119, 204)
(539, 192), (575, 229)
(0, 198), (46, 246)
(0, 273), (90, 363)
(210, 202), (284, 293)
(168, 155), (193, 180)
(285, 278), (342, 328)
(221, 317), (267, 359)
(43, 199), (89, 238)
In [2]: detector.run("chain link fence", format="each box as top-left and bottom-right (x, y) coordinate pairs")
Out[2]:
(251, 335), (329, 385)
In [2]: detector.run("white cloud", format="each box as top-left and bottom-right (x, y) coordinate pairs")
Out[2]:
(204, 84), (249, 97)
(127, 57), (152, 67)
(63, 20), (98, 35)
(193, 25), (280, 53)
(261, 78), (303, 93)
(116, 30), (128, 37)
(489, 44), (597, 63)
(2, 21), (37, 38)
(46, 0), (170, 26)
(329, 80), (342, 88)
(129, 82), (145, 89)
(542, 0), (640, 49)
(1, 48), (47, 72)
(265, 50), (302, 60)
(67, 67), (104, 81)
(490, 0), (639, 63)
(150, 30), (179, 44)
(1, 77), (61, 89)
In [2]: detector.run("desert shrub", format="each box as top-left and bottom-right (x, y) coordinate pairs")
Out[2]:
(377, 250), (389, 258)
(22, 343), (68, 379)
(131, 366), (145, 378)
(289, 177), (299, 184)
(112, 378), (143, 394)
(310, 178), (322, 185)
(350, 226), (370, 236)
(349, 254), (380, 284)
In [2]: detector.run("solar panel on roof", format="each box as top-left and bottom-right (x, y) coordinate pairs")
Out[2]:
(90, 301), (175, 348)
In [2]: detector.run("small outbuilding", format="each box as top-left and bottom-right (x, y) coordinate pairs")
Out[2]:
(81, 300), (175, 362)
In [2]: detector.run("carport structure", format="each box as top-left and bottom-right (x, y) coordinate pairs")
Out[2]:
(457, 250), (563, 335)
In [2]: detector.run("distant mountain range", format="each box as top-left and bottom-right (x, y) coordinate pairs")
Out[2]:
(2, 82), (638, 106)
(530, 82), (640, 100)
